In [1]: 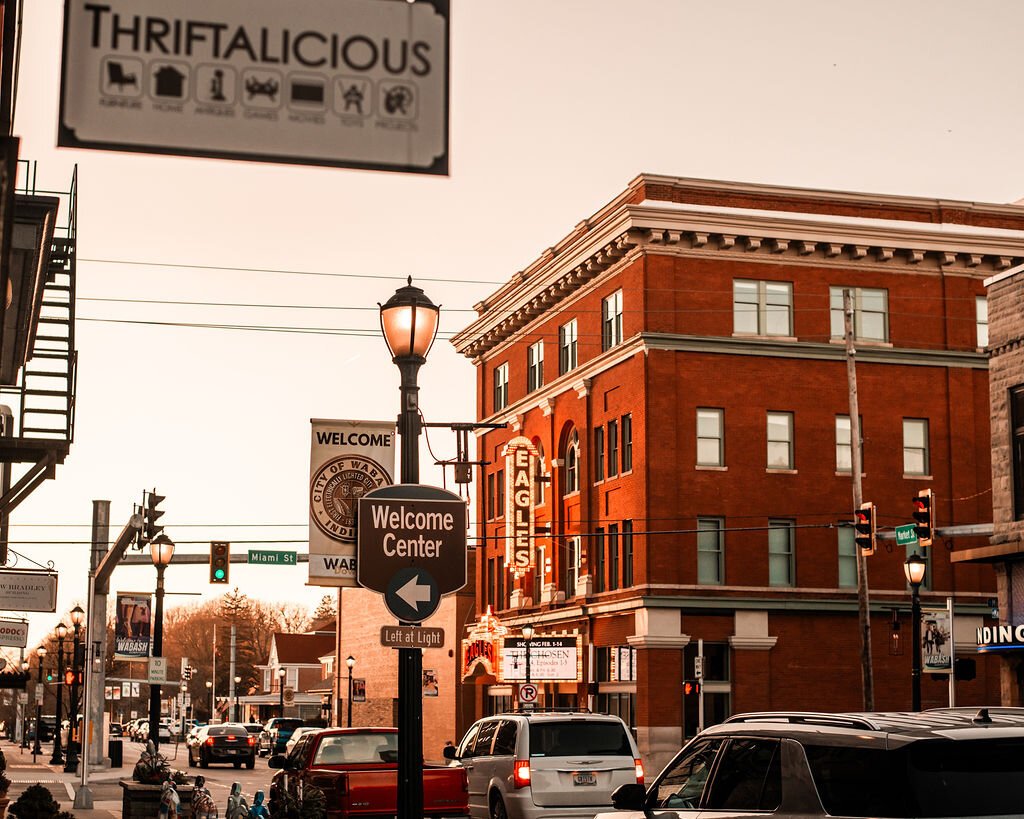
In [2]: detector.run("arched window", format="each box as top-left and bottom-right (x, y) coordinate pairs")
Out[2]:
(564, 430), (579, 495)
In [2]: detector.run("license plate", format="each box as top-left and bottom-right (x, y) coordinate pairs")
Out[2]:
(573, 772), (597, 786)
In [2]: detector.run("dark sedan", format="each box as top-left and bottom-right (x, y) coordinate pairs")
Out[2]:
(187, 723), (257, 769)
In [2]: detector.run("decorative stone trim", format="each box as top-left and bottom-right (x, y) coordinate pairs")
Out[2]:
(877, 247), (894, 262)
(627, 634), (691, 649)
(573, 378), (592, 398)
(728, 635), (778, 650)
(538, 398), (554, 417)
(908, 249), (925, 264)
(797, 240), (816, 255)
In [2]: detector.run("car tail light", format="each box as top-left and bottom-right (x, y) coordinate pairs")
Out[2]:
(205, 737), (214, 746)
(634, 759), (645, 785)
(513, 760), (531, 789)
(248, 736), (256, 746)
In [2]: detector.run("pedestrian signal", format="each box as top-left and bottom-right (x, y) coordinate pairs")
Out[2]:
(683, 680), (701, 697)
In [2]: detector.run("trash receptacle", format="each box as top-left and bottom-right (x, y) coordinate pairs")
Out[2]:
(108, 737), (123, 768)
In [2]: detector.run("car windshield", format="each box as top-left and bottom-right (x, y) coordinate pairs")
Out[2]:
(528, 721), (632, 757)
(314, 733), (398, 765)
(805, 738), (1024, 817)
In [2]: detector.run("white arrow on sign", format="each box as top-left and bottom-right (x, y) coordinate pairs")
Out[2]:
(397, 575), (432, 610)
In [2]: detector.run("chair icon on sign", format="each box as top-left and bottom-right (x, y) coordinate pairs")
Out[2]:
(106, 61), (137, 91)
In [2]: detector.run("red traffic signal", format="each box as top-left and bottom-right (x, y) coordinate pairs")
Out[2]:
(854, 502), (876, 556)
(683, 680), (701, 696)
(912, 489), (933, 547)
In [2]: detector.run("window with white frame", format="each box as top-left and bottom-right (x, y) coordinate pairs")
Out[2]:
(608, 418), (619, 478)
(768, 519), (795, 587)
(697, 408), (724, 466)
(535, 441), (546, 507)
(622, 521), (634, 587)
(767, 412), (794, 470)
(837, 526), (857, 588)
(602, 289), (623, 350)
(835, 415), (862, 473)
(829, 287), (889, 342)
(564, 430), (580, 495)
(559, 319), (578, 374)
(903, 418), (930, 476)
(622, 414), (633, 473)
(976, 296), (989, 348)
(594, 427), (605, 482)
(565, 536), (580, 596)
(697, 518), (724, 585)
(733, 280), (793, 336)
(494, 362), (509, 412)
(527, 340), (544, 392)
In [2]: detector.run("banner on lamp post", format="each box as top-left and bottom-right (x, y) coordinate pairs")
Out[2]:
(309, 419), (396, 587)
(922, 606), (952, 673)
(114, 592), (152, 660)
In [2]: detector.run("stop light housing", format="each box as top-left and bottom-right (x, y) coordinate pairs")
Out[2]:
(854, 502), (877, 556)
(64, 669), (75, 686)
(683, 680), (701, 697)
(145, 490), (166, 542)
(210, 541), (230, 584)
(913, 489), (934, 548)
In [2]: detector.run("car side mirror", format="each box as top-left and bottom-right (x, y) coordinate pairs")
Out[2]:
(611, 783), (647, 811)
(268, 754), (289, 769)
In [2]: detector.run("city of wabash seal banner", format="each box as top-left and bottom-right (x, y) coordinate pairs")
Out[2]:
(309, 419), (396, 588)
(310, 454), (391, 541)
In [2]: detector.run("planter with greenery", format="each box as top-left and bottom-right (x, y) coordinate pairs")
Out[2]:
(8, 783), (75, 819)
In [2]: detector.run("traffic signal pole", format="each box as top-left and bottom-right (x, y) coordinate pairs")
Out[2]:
(844, 289), (874, 711)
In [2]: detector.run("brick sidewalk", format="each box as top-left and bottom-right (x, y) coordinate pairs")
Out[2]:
(2, 740), (121, 817)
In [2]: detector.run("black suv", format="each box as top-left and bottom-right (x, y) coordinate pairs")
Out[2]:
(601, 708), (1024, 818)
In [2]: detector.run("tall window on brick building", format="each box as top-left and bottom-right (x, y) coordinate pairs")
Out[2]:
(608, 419), (619, 477)
(622, 520), (634, 587)
(564, 430), (580, 495)
(496, 469), (505, 518)
(487, 558), (496, 609)
(1013, 385), (1024, 520)
(733, 279), (793, 336)
(608, 523), (619, 591)
(602, 289), (623, 350)
(535, 441), (546, 507)
(767, 412), (794, 470)
(594, 427), (605, 482)
(497, 556), (506, 609)
(837, 526), (857, 588)
(486, 472), (496, 520)
(564, 537), (580, 596)
(494, 362), (509, 412)
(622, 413), (633, 472)
(527, 340), (544, 392)
(976, 296), (989, 348)
(594, 528), (605, 592)
(830, 286), (888, 342)
(697, 518), (724, 585)
(768, 519), (795, 587)
(835, 415), (862, 473)
(559, 319), (578, 374)
(902, 418), (930, 476)
(697, 408), (725, 466)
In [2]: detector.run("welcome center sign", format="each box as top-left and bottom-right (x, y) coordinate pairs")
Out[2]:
(59, 0), (450, 174)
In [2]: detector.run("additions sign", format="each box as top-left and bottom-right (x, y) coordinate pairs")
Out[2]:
(504, 436), (539, 577)
(59, 0), (450, 174)
(309, 419), (396, 588)
(0, 570), (58, 613)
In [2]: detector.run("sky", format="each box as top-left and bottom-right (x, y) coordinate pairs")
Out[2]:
(5, 0), (1024, 656)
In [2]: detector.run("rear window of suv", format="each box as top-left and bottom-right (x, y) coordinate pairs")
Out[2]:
(805, 739), (1024, 817)
(529, 721), (632, 757)
(207, 726), (248, 737)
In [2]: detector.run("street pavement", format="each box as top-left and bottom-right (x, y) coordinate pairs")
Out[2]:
(3, 736), (279, 817)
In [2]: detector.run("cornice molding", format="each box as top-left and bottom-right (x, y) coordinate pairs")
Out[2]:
(729, 635), (778, 651)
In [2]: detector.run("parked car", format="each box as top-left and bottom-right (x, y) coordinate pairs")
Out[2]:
(187, 723), (257, 769)
(598, 708), (1024, 819)
(455, 711), (642, 819)
(261, 717), (304, 755)
(269, 727), (469, 818)
(137, 717), (172, 743)
(284, 726), (322, 756)
(127, 717), (148, 741)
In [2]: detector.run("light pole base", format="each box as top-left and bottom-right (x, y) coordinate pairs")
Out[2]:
(73, 785), (94, 810)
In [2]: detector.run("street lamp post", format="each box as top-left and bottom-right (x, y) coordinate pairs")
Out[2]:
(65, 605), (85, 772)
(278, 667), (286, 717)
(20, 659), (29, 749)
(33, 645), (45, 758)
(50, 622), (68, 765)
(905, 554), (927, 712)
(205, 680), (213, 722)
(234, 676), (242, 722)
(149, 534), (175, 749)
(380, 277), (440, 819)
(346, 656), (356, 728)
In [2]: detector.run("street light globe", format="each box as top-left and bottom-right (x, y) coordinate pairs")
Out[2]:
(379, 277), (440, 361)
(522, 625), (534, 641)
(205, 681), (212, 690)
(150, 533), (175, 566)
(346, 655), (356, 670)
(36, 645), (46, 658)
(234, 676), (241, 684)
(55, 622), (68, 640)
(904, 553), (927, 587)
(278, 667), (286, 678)
(70, 605), (85, 627)
(21, 660), (29, 671)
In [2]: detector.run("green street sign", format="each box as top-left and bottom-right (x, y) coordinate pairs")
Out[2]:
(248, 550), (297, 566)
(895, 524), (918, 547)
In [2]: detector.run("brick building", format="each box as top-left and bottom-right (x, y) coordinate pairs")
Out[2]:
(451, 175), (1024, 770)
(954, 262), (1024, 702)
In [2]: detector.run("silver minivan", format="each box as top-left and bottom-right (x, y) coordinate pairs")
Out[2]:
(455, 711), (643, 819)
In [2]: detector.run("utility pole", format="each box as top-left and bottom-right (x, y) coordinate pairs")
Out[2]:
(844, 289), (874, 710)
(229, 625), (236, 722)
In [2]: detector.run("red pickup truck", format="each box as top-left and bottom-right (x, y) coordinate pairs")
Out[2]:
(268, 727), (469, 818)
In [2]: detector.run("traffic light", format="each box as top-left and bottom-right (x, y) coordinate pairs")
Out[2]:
(183, 666), (194, 681)
(64, 669), (75, 686)
(144, 489), (166, 542)
(210, 541), (230, 584)
(683, 680), (701, 697)
(854, 502), (877, 556)
(913, 489), (934, 548)
(46, 671), (53, 682)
